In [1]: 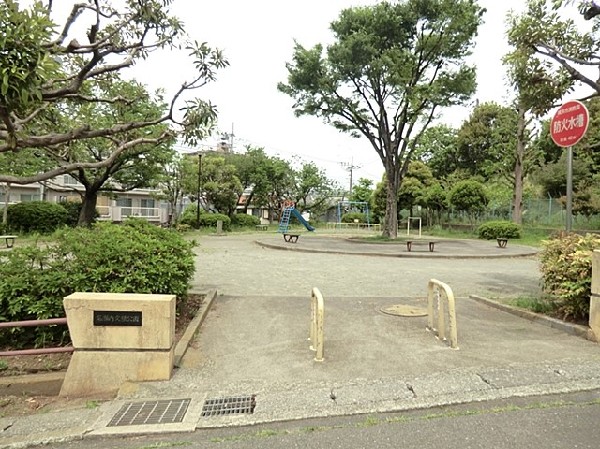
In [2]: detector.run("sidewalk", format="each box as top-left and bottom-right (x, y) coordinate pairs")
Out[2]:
(2, 233), (598, 448)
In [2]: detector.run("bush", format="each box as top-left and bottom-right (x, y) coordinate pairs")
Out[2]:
(7, 201), (68, 233)
(178, 205), (231, 231)
(58, 200), (97, 227)
(0, 219), (196, 347)
(341, 212), (367, 223)
(0, 221), (6, 235)
(231, 213), (260, 227)
(199, 213), (231, 230)
(477, 221), (522, 240)
(539, 233), (600, 321)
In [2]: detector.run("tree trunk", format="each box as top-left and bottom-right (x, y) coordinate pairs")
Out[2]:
(2, 182), (10, 225)
(382, 174), (399, 238)
(78, 189), (98, 226)
(512, 106), (526, 225)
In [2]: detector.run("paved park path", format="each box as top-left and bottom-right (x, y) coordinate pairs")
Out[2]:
(192, 233), (542, 299)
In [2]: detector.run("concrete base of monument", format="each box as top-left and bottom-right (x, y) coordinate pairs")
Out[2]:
(59, 349), (173, 398)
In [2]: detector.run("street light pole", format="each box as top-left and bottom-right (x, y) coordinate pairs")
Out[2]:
(196, 153), (202, 227)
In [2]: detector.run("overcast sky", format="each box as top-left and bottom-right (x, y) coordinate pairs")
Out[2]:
(52, 0), (534, 187)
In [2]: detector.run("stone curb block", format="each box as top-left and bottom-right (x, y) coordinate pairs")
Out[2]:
(173, 289), (217, 367)
(470, 295), (596, 342)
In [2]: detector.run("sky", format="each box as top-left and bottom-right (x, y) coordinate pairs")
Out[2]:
(50, 0), (532, 188)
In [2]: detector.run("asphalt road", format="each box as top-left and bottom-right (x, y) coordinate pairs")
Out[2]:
(42, 390), (600, 449)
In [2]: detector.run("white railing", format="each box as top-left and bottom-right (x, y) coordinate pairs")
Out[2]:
(325, 222), (381, 232)
(426, 279), (459, 350)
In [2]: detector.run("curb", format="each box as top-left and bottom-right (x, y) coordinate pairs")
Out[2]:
(173, 289), (217, 367)
(470, 295), (597, 342)
(255, 239), (539, 259)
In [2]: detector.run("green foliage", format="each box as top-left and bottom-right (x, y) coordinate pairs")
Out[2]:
(7, 201), (68, 233)
(448, 180), (488, 216)
(539, 233), (599, 321)
(0, 221), (6, 234)
(231, 213), (260, 227)
(477, 221), (522, 239)
(456, 102), (519, 179)
(349, 178), (374, 204)
(0, 1), (227, 185)
(0, 220), (195, 347)
(58, 200), (96, 227)
(179, 205), (231, 231)
(199, 213), (231, 231)
(278, 0), (484, 237)
(341, 212), (367, 224)
(0, 1), (59, 117)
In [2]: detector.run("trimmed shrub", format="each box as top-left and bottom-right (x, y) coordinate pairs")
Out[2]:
(539, 233), (599, 321)
(341, 212), (367, 223)
(199, 213), (231, 231)
(178, 205), (231, 231)
(231, 213), (260, 227)
(0, 221), (5, 234)
(0, 219), (196, 347)
(477, 221), (522, 240)
(7, 201), (68, 233)
(57, 200), (98, 227)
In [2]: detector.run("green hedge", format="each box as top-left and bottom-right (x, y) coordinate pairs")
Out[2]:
(179, 205), (231, 231)
(7, 201), (68, 233)
(477, 221), (522, 239)
(539, 233), (598, 321)
(231, 213), (260, 227)
(341, 212), (367, 224)
(0, 219), (196, 347)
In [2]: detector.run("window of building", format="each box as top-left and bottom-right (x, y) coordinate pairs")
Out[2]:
(116, 197), (132, 216)
(63, 175), (79, 185)
(140, 198), (155, 216)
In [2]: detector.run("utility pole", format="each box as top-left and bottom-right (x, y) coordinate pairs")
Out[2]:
(340, 159), (361, 197)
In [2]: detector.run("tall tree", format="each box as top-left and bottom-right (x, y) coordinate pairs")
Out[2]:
(200, 156), (243, 217)
(278, 0), (483, 238)
(504, 2), (574, 223)
(225, 146), (271, 213)
(291, 161), (334, 215)
(0, 1), (227, 184)
(52, 78), (175, 225)
(456, 102), (519, 180)
(415, 124), (460, 180)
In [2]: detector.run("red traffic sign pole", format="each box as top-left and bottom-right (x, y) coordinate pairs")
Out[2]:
(550, 100), (590, 233)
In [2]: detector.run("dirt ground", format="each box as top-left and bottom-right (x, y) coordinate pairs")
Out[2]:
(0, 294), (203, 418)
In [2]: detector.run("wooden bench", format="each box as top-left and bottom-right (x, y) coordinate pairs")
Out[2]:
(406, 240), (436, 252)
(255, 224), (268, 231)
(283, 233), (300, 243)
(496, 238), (508, 248)
(0, 235), (17, 248)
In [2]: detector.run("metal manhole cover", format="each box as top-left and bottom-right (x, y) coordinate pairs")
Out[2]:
(107, 398), (191, 427)
(380, 304), (427, 317)
(201, 395), (256, 417)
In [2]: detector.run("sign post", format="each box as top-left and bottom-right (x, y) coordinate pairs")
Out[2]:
(550, 100), (590, 232)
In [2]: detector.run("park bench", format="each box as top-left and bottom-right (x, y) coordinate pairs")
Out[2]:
(406, 240), (436, 252)
(496, 238), (508, 248)
(256, 224), (268, 231)
(0, 235), (17, 248)
(283, 233), (300, 243)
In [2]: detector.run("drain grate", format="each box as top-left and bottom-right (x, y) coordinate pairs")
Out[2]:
(201, 395), (256, 417)
(107, 398), (191, 427)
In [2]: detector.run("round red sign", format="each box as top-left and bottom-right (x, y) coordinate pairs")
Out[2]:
(550, 100), (590, 148)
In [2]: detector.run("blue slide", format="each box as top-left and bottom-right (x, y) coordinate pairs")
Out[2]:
(291, 208), (315, 231)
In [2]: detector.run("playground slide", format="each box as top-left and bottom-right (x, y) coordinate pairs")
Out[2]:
(290, 208), (316, 231)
